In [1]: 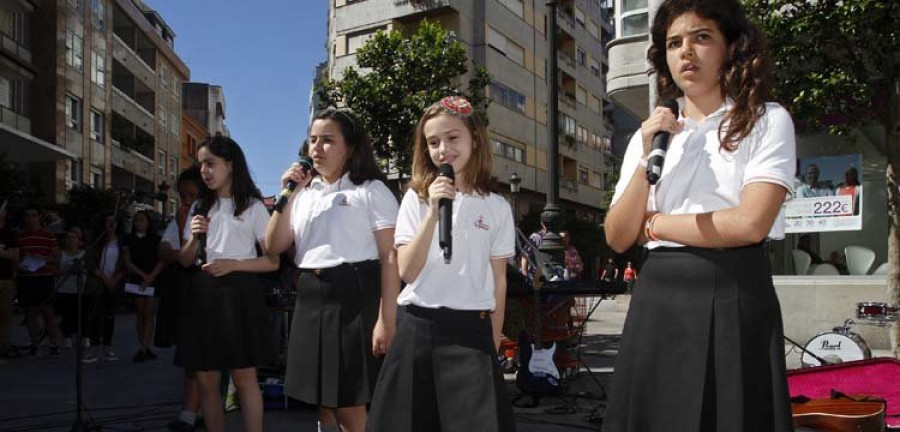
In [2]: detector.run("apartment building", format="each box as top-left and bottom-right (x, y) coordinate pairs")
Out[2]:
(0, 0), (188, 212)
(327, 0), (616, 222)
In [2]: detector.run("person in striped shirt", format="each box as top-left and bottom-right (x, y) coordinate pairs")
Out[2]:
(16, 205), (61, 356)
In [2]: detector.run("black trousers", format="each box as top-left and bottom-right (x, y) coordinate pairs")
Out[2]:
(86, 291), (117, 346)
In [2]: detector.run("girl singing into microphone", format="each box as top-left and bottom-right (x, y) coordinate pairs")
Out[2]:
(603, 1), (795, 431)
(266, 108), (400, 432)
(176, 135), (278, 432)
(366, 96), (516, 432)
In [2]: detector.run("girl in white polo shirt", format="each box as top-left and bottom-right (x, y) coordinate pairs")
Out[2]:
(366, 96), (516, 432)
(176, 136), (278, 432)
(266, 108), (400, 432)
(603, 1), (795, 431)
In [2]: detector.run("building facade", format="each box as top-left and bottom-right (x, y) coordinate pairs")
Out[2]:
(0, 0), (189, 213)
(327, 0), (616, 222)
(182, 82), (229, 140)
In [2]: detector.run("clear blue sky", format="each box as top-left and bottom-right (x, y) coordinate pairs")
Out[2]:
(151, 0), (328, 196)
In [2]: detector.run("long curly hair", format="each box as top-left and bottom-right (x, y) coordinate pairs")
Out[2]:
(409, 99), (493, 200)
(649, 0), (771, 151)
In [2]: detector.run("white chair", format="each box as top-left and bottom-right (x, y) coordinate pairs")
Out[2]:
(810, 263), (840, 275)
(792, 249), (812, 275)
(845, 246), (876, 276)
(872, 262), (890, 276)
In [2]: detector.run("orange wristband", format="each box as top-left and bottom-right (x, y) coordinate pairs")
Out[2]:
(646, 214), (661, 242)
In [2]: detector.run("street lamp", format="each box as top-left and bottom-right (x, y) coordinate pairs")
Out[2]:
(158, 181), (171, 216)
(540, 0), (566, 275)
(509, 172), (521, 223)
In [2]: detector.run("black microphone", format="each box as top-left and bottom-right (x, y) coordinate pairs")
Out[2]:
(646, 99), (680, 185)
(437, 163), (455, 264)
(193, 198), (210, 266)
(273, 156), (314, 213)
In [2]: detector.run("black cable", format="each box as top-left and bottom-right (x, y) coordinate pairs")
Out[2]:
(514, 413), (599, 430)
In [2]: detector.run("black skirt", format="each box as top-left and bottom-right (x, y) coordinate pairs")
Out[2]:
(603, 245), (793, 432)
(285, 260), (382, 408)
(174, 270), (276, 371)
(367, 305), (516, 432)
(154, 264), (189, 348)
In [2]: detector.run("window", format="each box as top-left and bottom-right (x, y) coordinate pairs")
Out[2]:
(90, 110), (104, 143)
(498, 0), (524, 17)
(579, 167), (589, 184)
(158, 150), (166, 177)
(158, 103), (167, 128)
(172, 75), (180, 100)
(490, 82), (527, 115)
(91, 51), (105, 87)
(90, 168), (103, 188)
(169, 156), (177, 178)
(577, 126), (588, 144)
(159, 65), (168, 92)
(576, 47), (586, 66)
(491, 139), (525, 163)
(0, 77), (9, 109)
(619, 0), (649, 37)
(576, 86), (587, 105)
(346, 28), (381, 55)
(575, 8), (586, 26)
(65, 30), (84, 71)
(589, 59), (600, 77)
(65, 95), (82, 130)
(590, 95), (601, 113)
(559, 113), (576, 136)
(91, 0), (104, 31)
(170, 113), (178, 135)
(590, 170), (604, 188)
(67, 159), (82, 185)
(0, 8), (30, 47)
(587, 20), (600, 40)
(487, 27), (525, 66)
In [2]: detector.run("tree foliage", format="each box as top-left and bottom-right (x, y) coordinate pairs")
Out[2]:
(317, 20), (493, 177)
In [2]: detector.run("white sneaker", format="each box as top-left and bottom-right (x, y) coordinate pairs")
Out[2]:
(82, 348), (98, 363)
(102, 347), (119, 362)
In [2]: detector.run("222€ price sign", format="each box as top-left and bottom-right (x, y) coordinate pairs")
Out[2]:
(784, 195), (861, 233)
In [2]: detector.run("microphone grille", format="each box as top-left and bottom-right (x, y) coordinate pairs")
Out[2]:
(437, 163), (455, 181)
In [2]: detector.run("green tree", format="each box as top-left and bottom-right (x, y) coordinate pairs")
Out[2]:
(318, 20), (492, 178)
(59, 186), (120, 235)
(743, 0), (900, 355)
(0, 153), (24, 199)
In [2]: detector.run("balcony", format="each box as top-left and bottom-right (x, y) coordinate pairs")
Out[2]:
(112, 34), (155, 89)
(0, 106), (30, 135)
(607, 35), (651, 118)
(557, 8), (576, 32)
(558, 51), (576, 73)
(112, 87), (155, 136)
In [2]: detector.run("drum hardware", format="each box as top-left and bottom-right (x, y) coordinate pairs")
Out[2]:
(855, 302), (898, 326)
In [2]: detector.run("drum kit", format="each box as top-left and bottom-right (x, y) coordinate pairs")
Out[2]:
(799, 302), (898, 368)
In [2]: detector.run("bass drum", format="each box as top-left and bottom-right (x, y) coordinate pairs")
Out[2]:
(801, 330), (871, 367)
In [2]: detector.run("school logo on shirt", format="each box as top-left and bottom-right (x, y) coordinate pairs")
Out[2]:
(474, 215), (490, 231)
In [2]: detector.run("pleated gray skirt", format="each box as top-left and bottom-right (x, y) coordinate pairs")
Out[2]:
(603, 245), (793, 432)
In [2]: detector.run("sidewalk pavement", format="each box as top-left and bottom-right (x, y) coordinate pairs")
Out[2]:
(3, 294), (888, 431)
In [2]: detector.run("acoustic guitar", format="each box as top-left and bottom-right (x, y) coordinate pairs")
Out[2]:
(792, 394), (885, 432)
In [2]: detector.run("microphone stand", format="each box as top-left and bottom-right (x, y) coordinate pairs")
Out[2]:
(67, 190), (130, 431)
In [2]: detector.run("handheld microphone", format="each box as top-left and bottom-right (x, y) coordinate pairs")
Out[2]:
(437, 164), (455, 264)
(193, 198), (210, 266)
(646, 99), (680, 185)
(273, 156), (314, 213)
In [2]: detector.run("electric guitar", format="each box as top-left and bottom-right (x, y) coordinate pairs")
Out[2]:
(514, 229), (560, 399)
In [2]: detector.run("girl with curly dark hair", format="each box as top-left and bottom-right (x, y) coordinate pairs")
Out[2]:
(603, 0), (795, 431)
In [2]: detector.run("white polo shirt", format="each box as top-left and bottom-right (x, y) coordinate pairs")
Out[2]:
(395, 189), (515, 311)
(183, 197), (269, 261)
(290, 173), (398, 269)
(612, 98), (796, 249)
(161, 219), (181, 250)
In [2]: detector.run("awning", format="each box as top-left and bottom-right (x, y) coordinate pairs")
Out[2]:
(0, 123), (76, 163)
